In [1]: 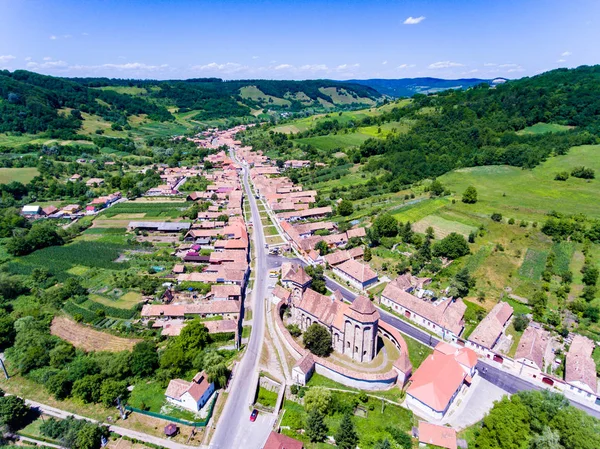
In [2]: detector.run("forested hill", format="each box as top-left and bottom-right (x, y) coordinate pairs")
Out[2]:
(354, 65), (600, 186)
(0, 70), (382, 136)
(347, 77), (506, 97)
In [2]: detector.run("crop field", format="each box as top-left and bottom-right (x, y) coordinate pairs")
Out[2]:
(296, 132), (372, 151)
(551, 241), (575, 274)
(391, 197), (450, 223)
(518, 248), (548, 280)
(50, 316), (140, 352)
(439, 145), (600, 221)
(90, 291), (143, 309)
(0, 167), (40, 184)
(99, 202), (187, 218)
(5, 240), (133, 280)
(516, 122), (575, 135)
(412, 214), (477, 239)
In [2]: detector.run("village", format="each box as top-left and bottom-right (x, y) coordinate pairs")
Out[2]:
(11, 123), (600, 449)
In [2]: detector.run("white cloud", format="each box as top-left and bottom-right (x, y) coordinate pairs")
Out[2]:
(50, 35), (57, 40)
(190, 62), (247, 74)
(483, 62), (497, 67)
(0, 55), (16, 63)
(336, 63), (360, 71)
(63, 34), (72, 39)
(101, 62), (168, 71)
(24, 57), (32, 61)
(382, 60), (388, 65)
(27, 60), (68, 69)
(404, 16), (425, 25)
(299, 64), (329, 72)
(561, 51), (571, 57)
(252, 56), (259, 60)
(397, 64), (416, 69)
(274, 64), (294, 70)
(43, 56), (52, 61)
(428, 61), (464, 69)
(557, 59), (566, 63)
(498, 63), (519, 68)
(82, 32), (89, 36)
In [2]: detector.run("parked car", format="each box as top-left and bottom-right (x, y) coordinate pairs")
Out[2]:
(250, 409), (259, 422)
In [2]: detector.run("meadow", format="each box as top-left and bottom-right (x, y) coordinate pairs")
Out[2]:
(439, 145), (600, 221)
(516, 122), (575, 135)
(0, 167), (40, 184)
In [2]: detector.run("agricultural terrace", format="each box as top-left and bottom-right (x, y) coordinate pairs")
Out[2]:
(51, 316), (141, 352)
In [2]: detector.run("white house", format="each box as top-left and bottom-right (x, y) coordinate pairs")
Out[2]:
(164, 371), (215, 412)
(21, 205), (41, 216)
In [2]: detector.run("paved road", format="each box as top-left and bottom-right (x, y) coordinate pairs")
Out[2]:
(210, 155), (274, 449)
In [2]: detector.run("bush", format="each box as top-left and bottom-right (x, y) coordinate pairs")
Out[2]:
(286, 324), (301, 337)
(491, 213), (503, 222)
(462, 186), (478, 204)
(554, 171), (569, 181)
(513, 314), (530, 332)
(571, 166), (595, 179)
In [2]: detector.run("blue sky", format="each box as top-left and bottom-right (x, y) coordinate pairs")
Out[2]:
(1, 0), (599, 80)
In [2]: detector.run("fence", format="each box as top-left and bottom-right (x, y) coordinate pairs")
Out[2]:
(125, 392), (219, 428)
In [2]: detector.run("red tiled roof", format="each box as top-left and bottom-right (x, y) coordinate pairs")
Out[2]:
(468, 301), (513, 349)
(263, 432), (304, 449)
(418, 422), (457, 449)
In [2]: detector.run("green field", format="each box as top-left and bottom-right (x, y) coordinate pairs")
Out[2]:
(391, 197), (450, 223)
(439, 145), (600, 221)
(296, 132), (372, 151)
(0, 167), (40, 184)
(518, 248), (548, 280)
(413, 214), (477, 239)
(517, 122), (575, 135)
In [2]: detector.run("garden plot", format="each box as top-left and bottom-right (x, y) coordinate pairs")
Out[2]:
(413, 214), (477, 239)
(51, 316), (141, 352)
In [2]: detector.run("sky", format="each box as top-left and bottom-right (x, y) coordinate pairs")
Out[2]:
(1, 0), (599, 81)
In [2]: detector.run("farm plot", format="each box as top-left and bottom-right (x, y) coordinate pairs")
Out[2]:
(518, 248), (549, 280)
(51, 316), (140, 352)
(391, 197), (450, 223)
(0, 167), (40, 184)
(413, 214), (477, 239)
(551, 241), (575, 274)
(99, 202), (187, 218)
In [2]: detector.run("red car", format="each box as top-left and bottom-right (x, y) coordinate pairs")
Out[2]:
(250, 409), (259, 422)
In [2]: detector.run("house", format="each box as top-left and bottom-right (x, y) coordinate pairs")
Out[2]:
(292, 353), (315, 386)
(565, 335), (598, 401)
(380, 279), (466, 341)
(210, 284), (242, 301)
(417, 422), (458, 449)
(346, 227), (367, 240)
(61, 204), (81, 214)
(515, 326), (552, 381)
(21, 205), (41, 215)
(172, 264), (186, 274)
(466, 302), (513, 357)
(69, 174), (82, 182)
(332, 259), (378, 291)
(272, 285), (291, 304)
(165, 371), (215, 412)
(406, 342), (477, 419)
(86, 178), (104, 187)
(41, 205), (58, 216)
(128, 222), (191, 233)
(263, 431), (304, 449)
(281, 262), (312, 300)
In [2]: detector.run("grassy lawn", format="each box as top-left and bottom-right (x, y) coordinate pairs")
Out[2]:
(242, 325), (252, 338)
(505, 322), (523, 358)
(280, 388), (414, 449)
(403, 335), (433, 369)
(89, 291), (143, 309)
(0, 167), (40, 184)
(256, 386), (278, 408)
(263, 225), (280, 236)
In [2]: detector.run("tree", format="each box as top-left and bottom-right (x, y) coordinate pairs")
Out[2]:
(315, 240), (329, 256)
(373, 214), (398, 238)
(531, 427), (564, 449)
(0, 395), (30, 431)
(400, 221), (414, 244)
(491, 213), (503, 222)
(582, 266), (598, 286)
(462, 186), (478, 203)
(418, 236), (432, 261)
(452, 268), (475, 297)
(304, 387), (332, 415)
(363, 246), (372, 262)
(335, 413), (359, 449)
(72, 375), (103, 404)
(338, 200), (354, 217)
(0, 311), (15, 350)
(425, 226), (435, 239)
(303, 323), (333, 357)
(46, 371), (73, 400)
(76, 423), (106, 449)
(429, 180), (445, 197)
(475, 395), (531, 449)
(131, 341), (158, 377)
(306, 265), (327, 295)
(305, 409), (328, 443)
(99, 380), (128, 407)
(513, 314), (530, 332)
(550, 406), (600, 449)
(374, 440), (392, 449)
(432, 233), (470, 259)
